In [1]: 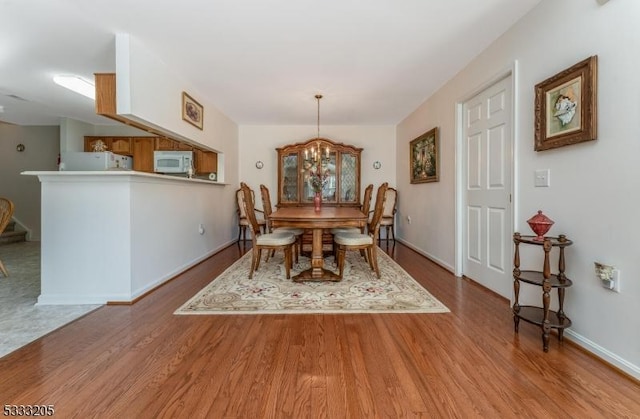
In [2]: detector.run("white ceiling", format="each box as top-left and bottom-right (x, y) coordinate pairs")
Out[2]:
(0, 0), (541, 127)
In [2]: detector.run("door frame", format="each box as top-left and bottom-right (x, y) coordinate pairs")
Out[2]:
(454, 61), (519, 283)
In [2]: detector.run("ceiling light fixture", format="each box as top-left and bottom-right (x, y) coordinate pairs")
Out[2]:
(304, 94), (330, 163)
(53, 75), (95, 100)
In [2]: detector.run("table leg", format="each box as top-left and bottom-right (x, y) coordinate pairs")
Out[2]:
(310, 228), (324, 278)
(293, 228), (341, 282)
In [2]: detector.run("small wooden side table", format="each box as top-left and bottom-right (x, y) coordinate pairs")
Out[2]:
(512, 233), (573, 352)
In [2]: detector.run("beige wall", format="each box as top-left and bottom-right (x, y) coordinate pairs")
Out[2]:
(396, 0), (640, 377)
(239, 125), (396, 210)
(0, 123), (59, 240)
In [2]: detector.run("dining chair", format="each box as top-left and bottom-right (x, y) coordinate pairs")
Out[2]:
(236, 186), (266, 242)
(333, 182), (388, 279)
(0, 197), (16, 277)
(361, 183), (374, 225)
(379, 187), (397, 244)
(329, 183), (373, 258)
(240, 183), (296, 279)
(259, 184), (304, 264)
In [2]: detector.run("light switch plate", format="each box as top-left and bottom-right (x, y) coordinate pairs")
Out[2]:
(534, 169), (550, 187)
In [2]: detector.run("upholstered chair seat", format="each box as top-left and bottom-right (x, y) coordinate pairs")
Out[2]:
(333, 182), (388, 279)
(330, 227), (361, 235)
(260, 184), (304, 264)
(256, 232), (296, 247)
(240, 183), (296, 279)
(236, 187), (265, 241)
(333, 233), (373, 247)
(379, 187), (397, 243)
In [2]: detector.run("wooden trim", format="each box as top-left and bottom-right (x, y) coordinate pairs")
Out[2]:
(94, 73), (117, 115)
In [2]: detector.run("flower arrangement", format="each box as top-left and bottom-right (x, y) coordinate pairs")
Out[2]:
(308, 165), (329, 194)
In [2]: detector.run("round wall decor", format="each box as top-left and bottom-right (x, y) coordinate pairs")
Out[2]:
(255, 161), (264, 169)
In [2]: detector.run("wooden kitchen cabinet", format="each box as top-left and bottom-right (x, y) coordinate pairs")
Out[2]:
(110, 137), (131, 154)
(84, 136), (131, 155)
(194, 149), (218, 174)
(155, 137), (193, 151)
(132, 137), (155, 172)
(84, 136), (112, 152)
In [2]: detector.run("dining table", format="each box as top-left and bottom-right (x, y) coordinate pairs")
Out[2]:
(269, 206), (367, 282)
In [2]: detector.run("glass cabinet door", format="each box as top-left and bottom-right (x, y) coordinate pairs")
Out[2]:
(277, 138), (361, 207)
(281, 153), (298, 203)
(340, 153), (358, 203)
(322, 152), (337, 202)
(301, 153), (336, 203)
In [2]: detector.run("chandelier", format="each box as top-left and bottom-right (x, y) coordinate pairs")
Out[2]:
(304, 94), (330, 165)
(305, 94), (331, 194)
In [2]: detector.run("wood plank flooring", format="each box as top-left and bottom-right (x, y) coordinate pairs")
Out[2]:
(1, 242), (638, 418)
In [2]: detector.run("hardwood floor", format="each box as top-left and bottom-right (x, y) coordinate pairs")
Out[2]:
(1, 242), (638, 418)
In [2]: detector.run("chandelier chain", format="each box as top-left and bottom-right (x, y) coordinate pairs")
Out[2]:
(315, 94), (322, 140)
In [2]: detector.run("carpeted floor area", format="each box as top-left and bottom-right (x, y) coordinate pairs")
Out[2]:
(175, 248), (449, 315)
(0, 241), (101, 358)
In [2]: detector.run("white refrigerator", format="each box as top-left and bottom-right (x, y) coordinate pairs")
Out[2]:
(61, 152), (133, 171)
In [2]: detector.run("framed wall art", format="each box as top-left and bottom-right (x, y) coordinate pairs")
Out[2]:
(534, 55), (597, 151)
(410, 127), (439, 184)
(182, 92), (204, 130)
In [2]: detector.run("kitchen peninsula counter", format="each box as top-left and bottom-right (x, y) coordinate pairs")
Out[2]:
(23, 171), (233, 305)
(23, 170), (227, 185)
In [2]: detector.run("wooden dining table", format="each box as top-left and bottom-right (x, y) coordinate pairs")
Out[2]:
(269, 206), (367, 281)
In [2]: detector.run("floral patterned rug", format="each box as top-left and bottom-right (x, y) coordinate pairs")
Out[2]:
(175, 249), (449, 314)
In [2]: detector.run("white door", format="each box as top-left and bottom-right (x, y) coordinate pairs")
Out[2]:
(462, 76), (512, 297)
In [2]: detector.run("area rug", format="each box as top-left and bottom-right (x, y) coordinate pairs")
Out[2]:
(175, 248), (449, 314)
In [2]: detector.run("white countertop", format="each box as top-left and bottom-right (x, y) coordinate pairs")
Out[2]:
(22, 170), (227, 185)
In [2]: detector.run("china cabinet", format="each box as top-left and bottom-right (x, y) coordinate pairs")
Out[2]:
(276, 138), (362, 208)
(512, 233), (573, 352)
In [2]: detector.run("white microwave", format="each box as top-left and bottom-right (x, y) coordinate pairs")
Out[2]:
(154, 150), (193, 173)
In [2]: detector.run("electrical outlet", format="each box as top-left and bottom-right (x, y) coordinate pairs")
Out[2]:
(595, 262), (621, 292)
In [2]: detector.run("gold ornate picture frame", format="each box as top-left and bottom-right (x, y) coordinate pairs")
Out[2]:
(182, 92), (204, 130)
(534, 56), (597, 151)
(410, 127), (439, 184)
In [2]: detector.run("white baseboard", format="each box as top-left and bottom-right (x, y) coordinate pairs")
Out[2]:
(395, 238), (456, 274)
(565, 329), (640, 381)
(397, 237), (640, 382)
(37, 239), (238, 305)
(128, 238), (238, 302)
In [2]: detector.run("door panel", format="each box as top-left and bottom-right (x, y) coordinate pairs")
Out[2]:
(488, 207), (506, 272)
(467, 134), (482, 189)
(467, 206), (482, 263)
(462, 76), (512, 297)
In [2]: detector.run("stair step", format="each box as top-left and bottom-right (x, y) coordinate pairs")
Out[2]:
(0, 230), (27, 245)
(5, 220), (16, 232)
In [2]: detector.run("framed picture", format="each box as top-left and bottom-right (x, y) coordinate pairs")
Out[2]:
(410, 127), (439, 184)
(182, 92), (204, 130)
(534, 56), (597, 151)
